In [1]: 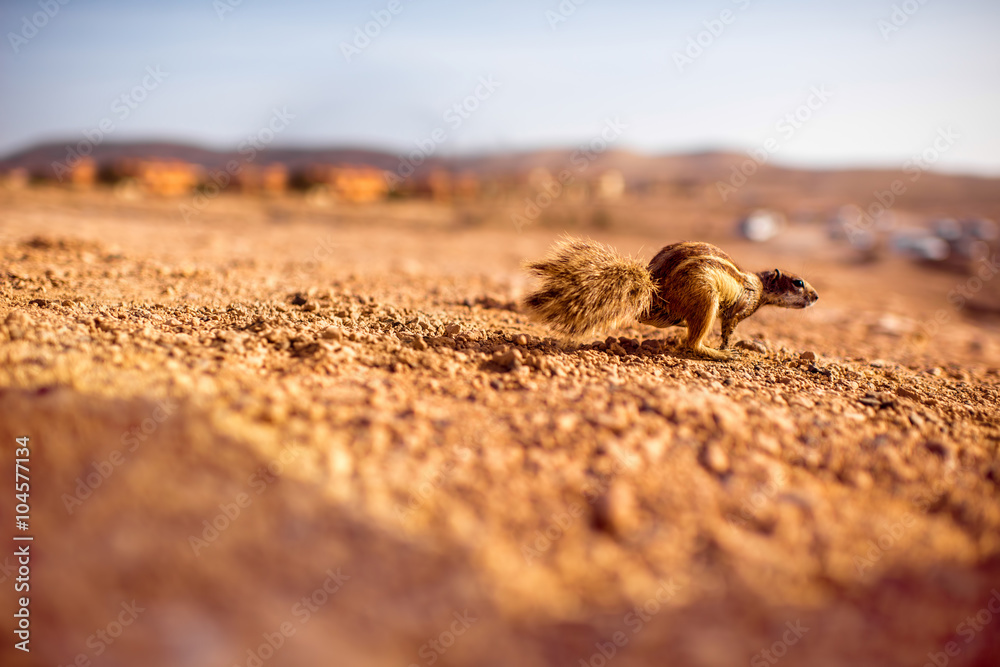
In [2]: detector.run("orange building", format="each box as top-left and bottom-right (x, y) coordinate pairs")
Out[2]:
(67, 157), (98, 189)
(36, 157), (97, 188)
(108, 159), (203, 196)
(296, 164), (388, 203)
(233, 163), (288, 195)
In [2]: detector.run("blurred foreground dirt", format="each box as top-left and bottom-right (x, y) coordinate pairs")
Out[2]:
(1, 189), (999, 666)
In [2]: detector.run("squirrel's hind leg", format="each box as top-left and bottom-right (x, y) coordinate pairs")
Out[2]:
(685, 297), (732, 361)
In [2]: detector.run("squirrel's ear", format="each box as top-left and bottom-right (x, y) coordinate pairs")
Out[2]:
(774, 269), (781, 279)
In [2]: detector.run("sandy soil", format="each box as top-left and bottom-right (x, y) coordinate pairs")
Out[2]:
(1, 188), (999, 667)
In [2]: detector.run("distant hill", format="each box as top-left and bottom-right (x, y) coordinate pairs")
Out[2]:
(0, 141), (413, 173)
(2, 140), (999, 217)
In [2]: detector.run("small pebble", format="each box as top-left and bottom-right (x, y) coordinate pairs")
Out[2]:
(321, 327), (344, 341)
(701, 445), (730, 475)
(735, 339), (768, 354)
(591, 481), (638, 536)
(923, 441), (953, 460)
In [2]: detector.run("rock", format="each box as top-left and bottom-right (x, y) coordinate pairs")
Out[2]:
(735, 339), (768, 354)
(290, 292), (308, 306)
(859, 392), (896, 409)
(923, 441), (953, 460)
(321, 327), (344, 341)
(591, 481), (638, 536)
(849, 470), (874, 489)
(896, 386), (921, 401)
(640, 339), (663, 354)
(755, 435), (781, 456)
(513, 333), (528, 346)
(701, 445), (730, 475)
(807, 363), (832, 377)
(871, 314), (913, 337)
(799, 350), (817, 362)
(5, 310), (33, 327)
(555, 413), (578, 431)
(444, 323), (461, 337)
(492, 348), (523, 372)
(5, 310), (34, 340)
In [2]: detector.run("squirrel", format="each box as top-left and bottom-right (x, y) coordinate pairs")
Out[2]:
(524, 237), (818, 361)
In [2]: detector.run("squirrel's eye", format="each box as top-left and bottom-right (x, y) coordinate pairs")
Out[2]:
(793, 279), (804, 288)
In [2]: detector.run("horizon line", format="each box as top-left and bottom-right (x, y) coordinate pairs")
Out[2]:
(2, 137), (999, 181)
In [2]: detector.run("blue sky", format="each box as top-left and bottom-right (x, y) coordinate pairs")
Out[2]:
(2, 0), (998, 174)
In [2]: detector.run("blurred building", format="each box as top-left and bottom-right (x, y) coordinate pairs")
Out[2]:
(232, 163), (288, 195)
(1, 167), (29, 190)
(293, 164), (388, 203)
(737, 209), (785, 242)
(391, 169), (481, 203)
(104, 159), (203, 197)
(593, 169), (626, 201)
(30, 157), (98, 188)
(67, 157), (98, 189)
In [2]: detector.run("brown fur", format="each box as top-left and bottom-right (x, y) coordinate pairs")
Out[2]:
(523, 236), (656, 338)
(524, 238), (819, 360)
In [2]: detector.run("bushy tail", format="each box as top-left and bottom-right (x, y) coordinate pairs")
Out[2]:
(523, 236), (656, 339)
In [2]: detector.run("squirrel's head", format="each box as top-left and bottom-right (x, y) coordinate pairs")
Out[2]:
(757, 269), (819, 309)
